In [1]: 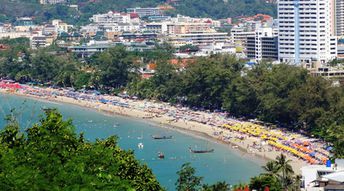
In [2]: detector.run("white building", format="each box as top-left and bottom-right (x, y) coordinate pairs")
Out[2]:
(146, 22), (214, 35)
(336, 0), (344, 37)
(127, 7), (163, 18)
(103, 23), (140, 33)
(301, 159), (344, 191)
(39, 0), (65, 4)
(51, 19), (73, 33)
(246, 27), (279, 62)
(168, 32), (228, 47)
(30, 36), (54, 49)
(0, 32), (32, 39)
(278, 0), (337, 66)
(230, 27), (255, 46)
(90, 11), (134, 24)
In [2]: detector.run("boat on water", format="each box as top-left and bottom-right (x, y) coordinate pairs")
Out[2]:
(152, 135), (173, 140)
(189, 147), (214, 153)
(158, 152), (165, 159)
(138, 143), (144, 149)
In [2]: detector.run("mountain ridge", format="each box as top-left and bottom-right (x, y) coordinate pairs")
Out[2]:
(0, 0), (276, 24)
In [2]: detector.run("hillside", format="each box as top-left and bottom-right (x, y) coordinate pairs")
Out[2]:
(0, 0), (276, 24)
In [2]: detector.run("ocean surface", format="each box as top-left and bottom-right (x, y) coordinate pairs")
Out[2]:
(0, 93), (262, 190)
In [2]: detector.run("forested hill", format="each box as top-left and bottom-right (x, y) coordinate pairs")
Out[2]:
(0, 0), (276, 24)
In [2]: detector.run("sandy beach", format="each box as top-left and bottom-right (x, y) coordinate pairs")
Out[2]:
(0, 86), (326, 174)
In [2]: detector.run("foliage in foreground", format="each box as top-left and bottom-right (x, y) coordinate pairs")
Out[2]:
(0, 109), (163, 190)
(175, 163), (231, 191)
(249, 154), (301, 191)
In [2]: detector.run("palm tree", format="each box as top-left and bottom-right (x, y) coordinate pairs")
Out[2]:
(262, 161), (280, 179)
(275, 154), (294, 190)
(203, 181), (230, 191)
(292, 175), (302, 191)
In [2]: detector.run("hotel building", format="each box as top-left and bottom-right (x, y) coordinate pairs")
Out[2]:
(336, 0), (344, 37)
(278, 0), (337, 66)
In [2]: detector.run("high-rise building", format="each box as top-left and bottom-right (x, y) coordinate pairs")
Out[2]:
(336, 0), (344, 37)
(246, 28), (279, 62)
(278, 0), (337, 65)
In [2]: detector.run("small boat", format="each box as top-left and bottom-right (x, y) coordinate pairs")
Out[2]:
(152, 135), (173, 140)
(158, 152), (165, 159)
(138, 143), (144, 149)
(232, 145), (239, 149)
(189, 147), (214, 153)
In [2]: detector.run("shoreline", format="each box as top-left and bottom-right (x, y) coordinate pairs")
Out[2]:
(0, 89), (308, 173)
(1, 90), (266, 166)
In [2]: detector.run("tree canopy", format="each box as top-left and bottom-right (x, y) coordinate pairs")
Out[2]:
(249, 154), (300, 191)
(175, 163), (231, 191)
(0, 0), (276, 25)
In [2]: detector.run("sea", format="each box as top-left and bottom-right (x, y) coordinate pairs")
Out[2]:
(0, 93), (262, 190)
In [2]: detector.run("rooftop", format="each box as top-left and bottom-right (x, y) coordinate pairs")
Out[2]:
(323, 171), (344, 183)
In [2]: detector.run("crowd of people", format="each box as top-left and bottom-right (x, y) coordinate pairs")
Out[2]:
(0, 80), (332, 166)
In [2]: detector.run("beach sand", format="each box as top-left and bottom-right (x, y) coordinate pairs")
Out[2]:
(0, 89), (308, 173)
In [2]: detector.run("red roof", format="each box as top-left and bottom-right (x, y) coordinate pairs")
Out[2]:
(141, 73), (154, 79)
(169, 58), (195, 68)
(130, 13), (139, 19)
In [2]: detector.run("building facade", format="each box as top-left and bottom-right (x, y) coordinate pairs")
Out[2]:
(39, 0), (66, 4)
(127, 7), (163, 18)
(336, 0), (344, 37)
(168, 32), (228, 47)
(90, 12), (133, 24)
(246, 28), (278, 62)
(230, 27), (255, 47)
(278, 0), (337, 65)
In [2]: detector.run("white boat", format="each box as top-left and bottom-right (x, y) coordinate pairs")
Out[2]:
(138, 143), (144, 149)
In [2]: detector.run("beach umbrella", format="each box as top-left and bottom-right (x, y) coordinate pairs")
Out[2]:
(303, 141), (310, 146)
(8, 84), (18, 89)
(309, 152), (316, 157)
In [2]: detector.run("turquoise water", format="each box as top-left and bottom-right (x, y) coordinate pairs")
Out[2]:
(0, 94), (262, 190)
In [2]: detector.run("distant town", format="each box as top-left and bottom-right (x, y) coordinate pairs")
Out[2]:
(0, 1), (343, 83)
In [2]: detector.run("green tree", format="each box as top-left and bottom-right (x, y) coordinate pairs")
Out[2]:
(325, 124), (344, 158)
(262, 161), (280, 179)
(202, 181), (230, 191)
(90, 46), (138, 92)
(176, 163), (203, 191)
(275, 154), (294, 189)
(252, 154), (297, 191)
(249, 175), (282, 191)
(0, 109), (163, 190)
